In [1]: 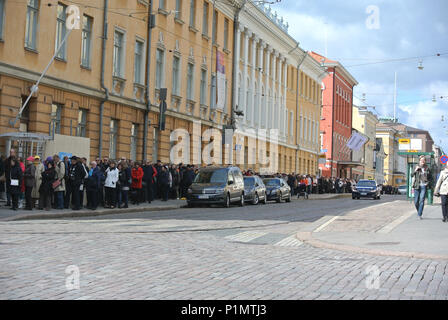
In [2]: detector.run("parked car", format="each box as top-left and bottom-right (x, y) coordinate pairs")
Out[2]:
(397, 185), (407, 195)
(263, 178), (291, 203)
(352, 179), (381, 200)
(243, 176), (267, 205)
(187, 166), (245, 208)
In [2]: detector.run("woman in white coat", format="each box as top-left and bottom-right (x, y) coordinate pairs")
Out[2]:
(104, 161), (119, 208)
(434, 164), (448, 222)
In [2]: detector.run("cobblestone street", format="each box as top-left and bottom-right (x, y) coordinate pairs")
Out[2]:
(1, 196), (447, 300)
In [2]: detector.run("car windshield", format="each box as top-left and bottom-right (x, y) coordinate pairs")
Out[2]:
(263, 179), (280, 186)
(356, 181), (376, 187)
(244, 177), (255, 187)
(194, 169), (228, 183)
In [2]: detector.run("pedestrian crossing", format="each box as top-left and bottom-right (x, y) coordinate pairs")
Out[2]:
(221, 230), (303, 247)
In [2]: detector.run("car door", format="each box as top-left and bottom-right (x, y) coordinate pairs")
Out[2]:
(227, 171), (237, 201)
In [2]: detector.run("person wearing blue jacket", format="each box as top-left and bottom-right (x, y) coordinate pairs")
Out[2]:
(86, 161), (103, 210)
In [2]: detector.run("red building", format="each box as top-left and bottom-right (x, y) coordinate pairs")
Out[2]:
(310, 52), (358, 178)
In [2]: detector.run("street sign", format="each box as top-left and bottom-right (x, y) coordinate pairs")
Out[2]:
(440, 155), (448, 164)
(320, 149), (327, 153)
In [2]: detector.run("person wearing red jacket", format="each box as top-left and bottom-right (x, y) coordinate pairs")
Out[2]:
(131, 162), (144, 205)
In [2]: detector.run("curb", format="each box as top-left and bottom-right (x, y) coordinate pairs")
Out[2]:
(293, 194), (352, 201)
(296, 231), (448, 260)
(1, 204), (184, 222)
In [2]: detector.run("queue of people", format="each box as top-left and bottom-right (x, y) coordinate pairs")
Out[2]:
(0, 149), (202, 211)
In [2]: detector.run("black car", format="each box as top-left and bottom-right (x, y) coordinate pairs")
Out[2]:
(243, 176), (267, 205)
(352, 179), (381, 200)
(263, 178), (291, 203)
(187, 166), (245, 208)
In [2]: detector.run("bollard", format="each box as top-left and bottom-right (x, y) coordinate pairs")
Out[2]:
(427, 188), (433, 205)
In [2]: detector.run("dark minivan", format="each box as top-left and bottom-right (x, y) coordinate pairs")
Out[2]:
(187, 166), (245, 208)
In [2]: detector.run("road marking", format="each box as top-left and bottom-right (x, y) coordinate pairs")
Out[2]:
(224, 231), (268, 242)
(313, 216), (339, 233)
(274, 235), (303, 247)
(376, 210), (415, 234)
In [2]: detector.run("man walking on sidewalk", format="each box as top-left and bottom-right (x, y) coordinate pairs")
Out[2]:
(412, 155), (433, 220)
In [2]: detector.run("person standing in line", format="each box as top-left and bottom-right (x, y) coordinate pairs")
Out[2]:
(86, 161), (102, 210)
(159, 166), (171, 201)
(68, 156), (85, 210)
(9, 157), (22, 211)
(39, 160), (57, 211)
(32, 156), (45, 209)
(117, 162), (130, 209)
(131, 162), (144, 205)
(142, 160), (156, 203)
(412, 155), (433, 220)
(104, 161), (119, 209)
(434, 163), (448, 222)
(23, 156), (36, 210)
(3, 148), (17, 207)
(52, 154), (66, 210)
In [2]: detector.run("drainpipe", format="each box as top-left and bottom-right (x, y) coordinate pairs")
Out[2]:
(294, 49), (307, 173)
(331, 66), (336, 178)
(99, 0), (109, 159)
(143, 0), (153, 162)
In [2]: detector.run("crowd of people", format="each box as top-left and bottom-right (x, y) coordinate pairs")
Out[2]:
(0, 148), (358, 212)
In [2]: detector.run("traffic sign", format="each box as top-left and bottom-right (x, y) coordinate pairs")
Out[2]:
(440, 155), (448, 164)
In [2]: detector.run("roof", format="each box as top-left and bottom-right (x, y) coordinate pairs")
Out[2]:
(309, 51), (358, 86)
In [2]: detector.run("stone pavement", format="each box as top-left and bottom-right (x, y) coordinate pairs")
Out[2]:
(0, 193), (350, 221)
(1, 196), (446, 300)
(297, 200), (448, 259)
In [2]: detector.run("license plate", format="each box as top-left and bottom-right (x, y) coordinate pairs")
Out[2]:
(198, 195), (209, 199)
(361, 193), (367, 196)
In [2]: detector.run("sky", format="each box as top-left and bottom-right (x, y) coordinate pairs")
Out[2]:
(272, 0), (448, 153)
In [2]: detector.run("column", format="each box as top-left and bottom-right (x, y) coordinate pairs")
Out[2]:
(242, 27), (250, 124)
(283, 58), (287, 136)
(233, 25), (241, 117)
(251, 35), (258, 127)
(272, 51), (277, 130)
(257, 40), (265, 128)
(265, 45), (271, 129)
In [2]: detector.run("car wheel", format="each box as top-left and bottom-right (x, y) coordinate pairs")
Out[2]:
(239, 193), (245, 207)
(286, 193), (291, 202)
(352, 196), (355, 200)
(223, 193), (230, 208)
(276, 192), (282, 203)
(252, 193), (259, 205)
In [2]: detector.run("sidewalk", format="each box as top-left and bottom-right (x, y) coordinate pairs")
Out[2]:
(0, 199), (186, 222)
(297, 200), (448, 260)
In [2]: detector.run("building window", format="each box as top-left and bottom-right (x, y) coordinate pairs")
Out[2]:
(212, 10), (217, 44)
(0, 0), (4, 40)
(210, 73), (217, 108)
(55, 3), (67, 60)
(155, 48), (164, 89)
(200, 69), (207, 105)
(223, 18), (229, 50)
(159, 0), (165, 10)
(81, 15), (93, 68)
(189, 0), (196, 27)
(175, 0), (182, 19)
(134, 39), (144, 84)
(109, 119), (118, 159)
(172, 56), (180, 95)
(25, 0), (39, 50)
(76, 109), (87, 137)
(51, 103), (62, 134)
(130, 123), (138, 161)
(113, 30), (125, 78)
(187, 62), (194, 100)
(202, 1), (209, 36)
(290, 111), (294, 137)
